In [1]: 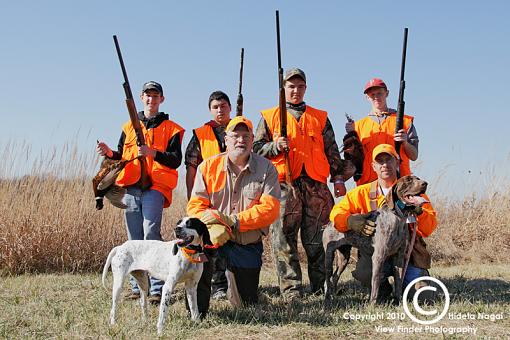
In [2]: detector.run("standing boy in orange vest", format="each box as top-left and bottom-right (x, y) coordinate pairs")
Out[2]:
(184, 91), (231, 307)
(96, 81), (184, 303)
(253, 68), (354, 298)
(346, 78), (419, 186)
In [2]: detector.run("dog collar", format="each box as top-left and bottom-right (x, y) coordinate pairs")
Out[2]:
(395, 199), (406, 211)
(181, 247), (208, 263)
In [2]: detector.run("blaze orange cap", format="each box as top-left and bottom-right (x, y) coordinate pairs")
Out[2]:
(372, 143), (399, 161)
(226, 116), (253, 133)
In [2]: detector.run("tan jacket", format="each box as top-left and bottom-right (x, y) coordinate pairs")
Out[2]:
(187, 152), (281, 245)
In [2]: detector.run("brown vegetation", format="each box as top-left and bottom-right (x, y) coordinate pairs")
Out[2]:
(0, 142), (508, 275)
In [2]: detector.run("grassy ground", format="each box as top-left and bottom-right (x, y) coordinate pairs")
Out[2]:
(1, 264), (508, 339)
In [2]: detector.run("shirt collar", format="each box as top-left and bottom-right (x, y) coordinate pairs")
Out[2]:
(368, 108), (396, 117)
(223, 153), (255, 174)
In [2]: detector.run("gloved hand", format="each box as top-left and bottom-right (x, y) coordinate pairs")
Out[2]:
(347, 213), (377, 237)
(412, 206), (423, 216)
(200, 209), (237, 229)
(207, 223), (232, 246)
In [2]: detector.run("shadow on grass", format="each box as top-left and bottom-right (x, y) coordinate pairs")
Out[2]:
(211, 275), (510, 326)
(439, 275), (510, 303)
(212, 281), (370, 326)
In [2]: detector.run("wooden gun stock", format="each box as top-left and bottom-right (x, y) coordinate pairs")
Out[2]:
(113, 35), (152, 190)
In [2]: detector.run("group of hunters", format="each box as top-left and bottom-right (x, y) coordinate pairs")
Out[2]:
(96, 67), (437, 316)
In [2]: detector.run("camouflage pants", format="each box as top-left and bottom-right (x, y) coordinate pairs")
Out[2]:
(271, 176), (334, 295)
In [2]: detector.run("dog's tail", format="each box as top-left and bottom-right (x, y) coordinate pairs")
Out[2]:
(102, 246), (117, 290)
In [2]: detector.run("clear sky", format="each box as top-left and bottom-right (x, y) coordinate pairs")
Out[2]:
(1, 0), (508, 199)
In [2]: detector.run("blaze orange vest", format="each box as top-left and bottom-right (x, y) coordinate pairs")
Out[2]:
(354, 114), (414, 186)
(116, 119), (184, 207)
(261, 105), (330, 184)
(194, 124), (221, 160)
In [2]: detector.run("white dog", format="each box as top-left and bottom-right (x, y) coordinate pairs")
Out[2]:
(102, 217), (211, 335)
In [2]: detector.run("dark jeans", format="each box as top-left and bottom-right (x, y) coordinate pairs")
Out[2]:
(211, 254), (228, 294)
(191, 242), (263, 317)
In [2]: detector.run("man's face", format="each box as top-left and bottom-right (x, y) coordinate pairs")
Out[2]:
(209, 99), (231, 126)
(141, 90), (164, 114)
(284, 77), (307, 105)
(225, 124), (253, 159)
(366, 87), (388, 111)
(372, 153), (398, 181)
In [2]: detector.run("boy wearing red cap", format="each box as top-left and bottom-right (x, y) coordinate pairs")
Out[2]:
(346, 78), (419, 186)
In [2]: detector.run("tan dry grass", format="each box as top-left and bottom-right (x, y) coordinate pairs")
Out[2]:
(0, 141), (509, 274)
(0, 141), (188, 275)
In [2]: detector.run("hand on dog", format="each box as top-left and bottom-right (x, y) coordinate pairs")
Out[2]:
(207, 223), (232, 246)
(347, 213), (377, 237)
(200, 209), (237, 229)
(411, 206), (423, 215)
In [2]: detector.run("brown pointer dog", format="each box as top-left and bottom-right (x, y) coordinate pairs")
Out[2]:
(323, 175), (429, 304)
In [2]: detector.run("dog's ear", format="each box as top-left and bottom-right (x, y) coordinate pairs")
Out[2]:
(385, 184), (397, 210)
(172, 243), (178, 256)
(200, 221), (213, 246)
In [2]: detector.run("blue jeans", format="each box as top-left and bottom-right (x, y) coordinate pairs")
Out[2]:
(218, 241), (263, 304)
(382, 262), (425, 288)
(402, 264), (426, 288)
(124, 187), (164, 296)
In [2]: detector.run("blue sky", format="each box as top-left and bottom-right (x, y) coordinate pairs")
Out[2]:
(1, 1), (508, 199)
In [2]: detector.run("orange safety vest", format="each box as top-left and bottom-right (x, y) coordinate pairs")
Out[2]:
(194, 124), (221, 160)
(116, 119), (184, 207)
(261, 105), (330, 184)
(329, 180), (437, 238)
(355, 114), (414, 186)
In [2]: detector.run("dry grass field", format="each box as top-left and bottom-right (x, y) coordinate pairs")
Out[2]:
(0, 142), (509, 338)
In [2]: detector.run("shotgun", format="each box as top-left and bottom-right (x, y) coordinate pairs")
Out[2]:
(276, 10), (292, 186)
(395, 28), (408, 158)
(276, 11), (292, 186)
(236, 48), (244, 116)
(113, 35), (152, 190)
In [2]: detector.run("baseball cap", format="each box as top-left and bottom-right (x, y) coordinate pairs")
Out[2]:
(284, 68), (306, 83)
(372, 144), (399, 161)
(142, 81), (163, 95)
(364, 78), (387, 94)
(226, 116), (253, 133)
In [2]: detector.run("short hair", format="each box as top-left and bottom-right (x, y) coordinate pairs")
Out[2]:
(208, 91), (231, 109)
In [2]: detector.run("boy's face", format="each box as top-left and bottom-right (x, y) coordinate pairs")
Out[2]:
(141, 90), (164, 114)
(284, 77), (307, 105)
(366, 87), (388, 111)
(209, 99), (231, 126)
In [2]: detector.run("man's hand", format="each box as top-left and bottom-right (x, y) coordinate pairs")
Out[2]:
(345, 120), (355, 133)
(275, 136), (289, 152)
(347, 213), (377, 237)
(411, 206), (423, 216)
(207, 223), (232, 246)
(200, 209), (236, 228)
(138, 145), (157, 158)
(333, 182), (346, 198)
(96, 141), (113, 158)
(394, 129), (409, 143)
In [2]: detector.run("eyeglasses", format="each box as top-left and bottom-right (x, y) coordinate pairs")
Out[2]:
(226, 133), (252, 141)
